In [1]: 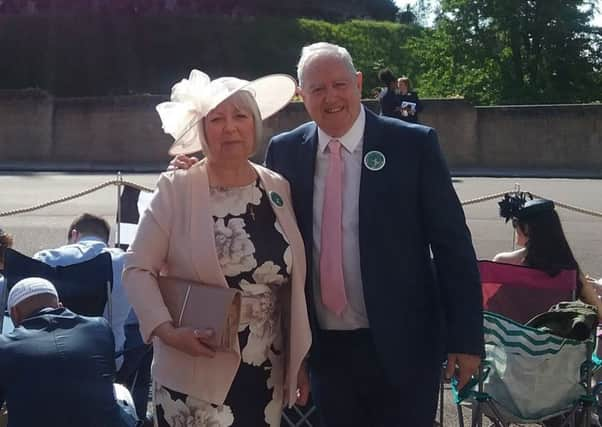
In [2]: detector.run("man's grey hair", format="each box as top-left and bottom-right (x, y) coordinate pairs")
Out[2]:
(297, 42), (357, 88)
(200, 90), (262, 155)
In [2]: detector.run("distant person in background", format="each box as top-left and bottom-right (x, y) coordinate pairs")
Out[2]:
(377, 68), (403, 120)
(397, 76), (423, 123)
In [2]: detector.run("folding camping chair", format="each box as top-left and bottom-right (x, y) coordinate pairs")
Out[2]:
(0, 248), (113, 332)
(480, 260), (577, 323)
(454, 261), (600, 427)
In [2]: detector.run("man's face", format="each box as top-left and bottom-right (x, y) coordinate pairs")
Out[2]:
(299, 56), (363, 138)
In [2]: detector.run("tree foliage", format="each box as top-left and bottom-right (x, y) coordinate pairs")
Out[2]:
(0, 0), (400, 22)
(1, 0), (600, 104)
(411, 0), (602, 104)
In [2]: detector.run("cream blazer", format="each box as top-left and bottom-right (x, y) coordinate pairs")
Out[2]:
(123, 161), (311, 406)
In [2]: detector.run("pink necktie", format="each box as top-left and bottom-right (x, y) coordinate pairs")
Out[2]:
(320, 139), (348, 316)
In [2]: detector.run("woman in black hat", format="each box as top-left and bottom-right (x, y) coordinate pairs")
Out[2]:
(494, 194), (602, 316)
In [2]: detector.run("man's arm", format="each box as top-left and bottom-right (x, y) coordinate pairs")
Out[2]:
(417, 129), (483, 389)
(419, 129), (483, 356)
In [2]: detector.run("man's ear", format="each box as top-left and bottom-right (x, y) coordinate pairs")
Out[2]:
(296, 86), (304, 101)
(68, 229), (80, 244)
(10, 306), (21, 326)
(356, 71), (363, 92)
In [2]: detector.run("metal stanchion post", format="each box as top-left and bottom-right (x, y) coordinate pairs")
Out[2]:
(116, 171), (123, 247)
(512, 183), (520, 250)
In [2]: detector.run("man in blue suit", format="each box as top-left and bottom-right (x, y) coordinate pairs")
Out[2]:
(265, 42), (483, 427)
(0, 277), (137, 427)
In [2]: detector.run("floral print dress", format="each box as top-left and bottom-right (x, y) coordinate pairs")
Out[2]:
(155, 179), (291, 427)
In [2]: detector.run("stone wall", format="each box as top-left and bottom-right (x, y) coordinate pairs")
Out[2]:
(0, 90), (601, 175)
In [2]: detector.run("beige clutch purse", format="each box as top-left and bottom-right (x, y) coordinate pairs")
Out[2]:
(158, 276), (241, 351)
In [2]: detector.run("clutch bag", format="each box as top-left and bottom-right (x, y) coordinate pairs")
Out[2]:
(158, 276), (241, 351)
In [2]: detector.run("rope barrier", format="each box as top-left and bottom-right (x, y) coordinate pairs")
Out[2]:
(0, 179), (153, 217)
(459, 191), (510, 206)
(530, 193), (602, 219)
(2, 179), (602, 219)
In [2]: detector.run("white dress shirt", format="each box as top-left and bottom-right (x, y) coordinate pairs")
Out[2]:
(313, 107), (369, 330)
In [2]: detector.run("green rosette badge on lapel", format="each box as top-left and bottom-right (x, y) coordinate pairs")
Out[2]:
(269, 191), (284, 208)
(363, 150), (386, 171)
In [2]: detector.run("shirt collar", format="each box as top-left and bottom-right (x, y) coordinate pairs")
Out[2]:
(318, 106), (365, 154)
(77, 236), (108, 247)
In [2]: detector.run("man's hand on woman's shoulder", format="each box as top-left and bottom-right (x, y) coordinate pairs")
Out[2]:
(168, 154), (199, 171)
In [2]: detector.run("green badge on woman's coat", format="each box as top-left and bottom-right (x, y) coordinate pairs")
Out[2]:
(269, 191), (284, 207)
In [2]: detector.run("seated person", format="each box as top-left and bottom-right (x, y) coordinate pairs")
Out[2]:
(494, 194), (602, 318)
(0, 228), (14, 336)
(33, 213), (130, 368)
(116, 308), (153, 423)
(0, 277), (137, 427)
(0, 228), (13, 299)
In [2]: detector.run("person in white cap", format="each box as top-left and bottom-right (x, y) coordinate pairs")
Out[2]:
(6, 276), (60, 324)
(0, 277), (137, 427)
(123, 70), (311, 426)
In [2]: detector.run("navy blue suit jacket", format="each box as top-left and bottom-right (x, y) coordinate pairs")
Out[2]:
(0, 308), (125, 427)
(265, 107), (483, 383)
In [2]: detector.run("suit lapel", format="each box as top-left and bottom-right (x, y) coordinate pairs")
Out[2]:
(253, 165), (306, 281)
(188, 161), (229, 288)
(297, 125), (318, 244)
(359, 108), (387, 247)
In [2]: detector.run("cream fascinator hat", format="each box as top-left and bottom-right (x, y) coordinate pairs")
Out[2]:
(156, 69), (297, 155)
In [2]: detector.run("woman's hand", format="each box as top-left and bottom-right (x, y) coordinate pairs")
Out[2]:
(153, 322), (216, 358)
(295, 361), (310, 406)
(168, 154), (199, 171)
(579, 273), (602, 321)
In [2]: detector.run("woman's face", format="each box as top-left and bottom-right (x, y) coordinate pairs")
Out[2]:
(398, 81), (408, 95)
(203, 98), (255, 164)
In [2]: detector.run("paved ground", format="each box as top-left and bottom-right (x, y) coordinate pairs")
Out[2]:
(1, 172), (602, 425)
(2, 173), (601, 275)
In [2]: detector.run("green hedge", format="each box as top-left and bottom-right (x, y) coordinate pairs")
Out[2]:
(0, 15), (421, 97)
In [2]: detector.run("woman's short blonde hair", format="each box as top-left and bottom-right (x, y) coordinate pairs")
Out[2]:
(200, 90), (262, 156)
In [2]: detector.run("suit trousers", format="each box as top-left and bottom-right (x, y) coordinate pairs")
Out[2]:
(310, 328), (441, 427)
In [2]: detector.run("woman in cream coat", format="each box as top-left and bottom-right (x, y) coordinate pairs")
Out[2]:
(123, 70), (311, 427)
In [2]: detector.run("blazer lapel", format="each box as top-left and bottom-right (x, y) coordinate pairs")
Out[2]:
(359, 108), (387, 244)
(188, 161), (229, 288)
(296, 125), (318, 245)
(253, 166), (305, 278)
